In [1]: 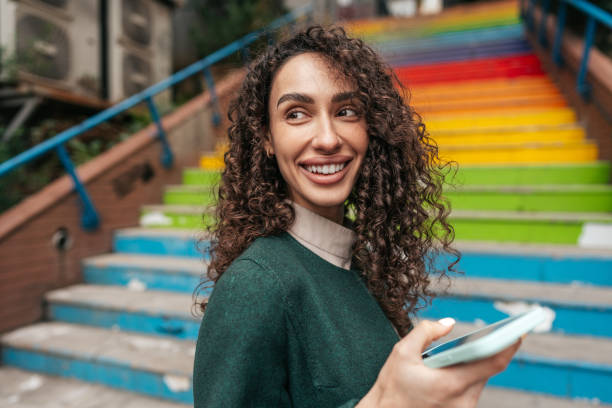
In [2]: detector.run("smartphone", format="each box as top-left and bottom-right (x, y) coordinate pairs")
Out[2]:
(422, 307), (547, 368)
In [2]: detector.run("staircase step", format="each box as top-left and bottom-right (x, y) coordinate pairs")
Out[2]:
(84, 253), (205, 292)
(451, 162), (610, 185)
(46, 285), (203, 339)
(417, 94), (567, 115)
(479, 386), (611, 407)
(446, 184), (612, 212)
(1, 322), (195, 403)
(164, 185), (216, 206)
(395, 53), (546, 85)
(450, 210), (612, 246)
(450, 241), (612, 286)
(439, 140), (597, 165)
(140, 205), (214, 229)
(424, 277), (612, 337)
(410, 76), (559, 98)
(182, 168), (221, 186)
(443, 322), (612, 403)
(0, 367), (189, 408)
(426, 107), (577, 131)
(435, 125), (584, 146)
(113, 228), (205, 258)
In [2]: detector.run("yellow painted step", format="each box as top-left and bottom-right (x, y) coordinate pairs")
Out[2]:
(426, 108), (577, 132)
(435, 126), (585, 147)
(440, 141), (598, 165)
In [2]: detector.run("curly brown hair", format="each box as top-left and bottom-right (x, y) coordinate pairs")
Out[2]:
(198, 25), (459, 336)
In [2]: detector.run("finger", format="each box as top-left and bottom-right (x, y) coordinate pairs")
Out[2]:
(400, 318), (456, 355)
(445, 338), (521, 385)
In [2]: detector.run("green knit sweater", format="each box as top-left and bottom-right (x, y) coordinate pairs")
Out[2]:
(193, 233), (400, 407)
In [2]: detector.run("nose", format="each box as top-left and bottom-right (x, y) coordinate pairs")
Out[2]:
(311, 114), (341, 152)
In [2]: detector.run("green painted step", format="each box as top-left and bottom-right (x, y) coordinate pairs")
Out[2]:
(164, 186), (216, 206)
(140, 205), (612, 246)
(166, 183), (612, 213)
(451, 210), (612, 245)
(449, 162), (611, 185)
(446, 184), (612, 212)
(182, 169), (221, 186)
(182, 162), (611, 188)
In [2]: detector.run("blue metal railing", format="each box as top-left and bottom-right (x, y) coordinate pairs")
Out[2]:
(0, 4), (312, 230)
(521, 0), (612, 98)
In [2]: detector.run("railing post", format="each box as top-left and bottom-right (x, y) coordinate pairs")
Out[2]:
(538, 0), (551, 47)
(145, 96), (174, 168)
(202, 67), (222, 127)
(552, 1), (567, 66)
(577, 16), (597, 98)
(266, 30), (275, 46)
(527, 0), (536, 32)
(239, 44), (250, 65)
(55, 144), (100, 230)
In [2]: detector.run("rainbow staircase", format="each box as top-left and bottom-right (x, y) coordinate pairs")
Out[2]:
(2, 1), (611, 406)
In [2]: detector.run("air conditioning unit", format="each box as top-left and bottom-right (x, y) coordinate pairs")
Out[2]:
(107, 0), (172, 104)
(0, 0), (102, 99)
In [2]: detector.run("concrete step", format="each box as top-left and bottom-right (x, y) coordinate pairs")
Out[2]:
(450, 210), (612, 246)
(440, 322), (612, 404)
(113, 228), (206, 258)
(1, 322), (195, 404)
(83, 253), (205, 292)
(479, 386), (611, 407)
(450, 162), (610, 186)
(446, 184), (612, 213)
(451, 241), (612, 286)
(424, 276), (612, 337)
(0, 367), (189, 408)
(45, 284), (204, 340)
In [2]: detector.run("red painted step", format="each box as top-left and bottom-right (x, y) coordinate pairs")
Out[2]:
(395, 53), (545, 85)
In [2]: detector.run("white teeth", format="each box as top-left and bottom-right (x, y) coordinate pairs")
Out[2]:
(305, 163), (346, 175)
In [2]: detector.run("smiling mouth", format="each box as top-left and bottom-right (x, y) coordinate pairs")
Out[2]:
(303, 162), (348, 175)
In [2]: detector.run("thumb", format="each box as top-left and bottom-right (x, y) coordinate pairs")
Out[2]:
(402, 318), (456, 354)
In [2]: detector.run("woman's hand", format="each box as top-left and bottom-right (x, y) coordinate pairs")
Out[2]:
(357, 318), (521, 408)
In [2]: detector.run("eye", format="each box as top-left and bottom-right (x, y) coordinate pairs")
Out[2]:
(286, 110), (307, 120)
(338, 107), (359, 118)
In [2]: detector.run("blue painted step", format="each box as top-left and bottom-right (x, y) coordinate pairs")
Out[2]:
(446, 323), (612, 403)
(386, 39), (532, 66)
(0, 322), (195, 404)
(113, 228), (207, 258)
(45, 285), (205, 340)
(83, 253), (206, 293)
(421, 277), (612, 338)
(450, 242), (612, 286)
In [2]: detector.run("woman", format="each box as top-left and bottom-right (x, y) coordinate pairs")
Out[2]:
(193, 25), (520, 407)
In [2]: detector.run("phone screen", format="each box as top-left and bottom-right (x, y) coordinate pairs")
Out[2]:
(422, 315), (521, 358)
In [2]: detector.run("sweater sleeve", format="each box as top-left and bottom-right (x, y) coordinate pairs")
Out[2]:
(193, 258), (291, 407)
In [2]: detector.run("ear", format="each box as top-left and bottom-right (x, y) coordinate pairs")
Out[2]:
(263, 131), (275, 157)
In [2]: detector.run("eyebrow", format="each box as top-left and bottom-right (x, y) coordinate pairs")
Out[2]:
(276, 91), (359, 108)
(276, 93), (314, 108)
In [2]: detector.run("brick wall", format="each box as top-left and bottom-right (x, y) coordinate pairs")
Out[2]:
(0, 70), (245, 334)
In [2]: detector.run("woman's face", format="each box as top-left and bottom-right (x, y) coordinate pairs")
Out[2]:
(266, 52), (368, 223)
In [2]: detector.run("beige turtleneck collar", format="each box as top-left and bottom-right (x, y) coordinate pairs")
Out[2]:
(287, 202), (357, 270)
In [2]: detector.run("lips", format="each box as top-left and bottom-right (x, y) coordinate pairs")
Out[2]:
(298, 156), (352, 185)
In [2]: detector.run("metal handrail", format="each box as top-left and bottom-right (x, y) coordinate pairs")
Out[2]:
(521, 0), (612, 98)
(0, 4), (313, 230)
